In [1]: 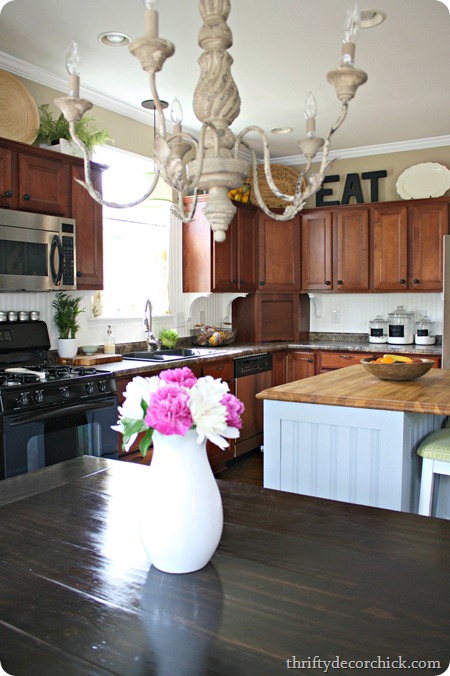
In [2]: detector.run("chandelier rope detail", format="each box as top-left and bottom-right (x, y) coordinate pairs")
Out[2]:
(55, 0), (368, 242)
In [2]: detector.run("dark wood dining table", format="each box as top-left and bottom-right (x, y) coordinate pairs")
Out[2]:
(0, 456), (449, 675)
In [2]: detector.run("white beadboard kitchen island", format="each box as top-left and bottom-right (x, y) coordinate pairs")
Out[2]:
(257, 364), (450, 516)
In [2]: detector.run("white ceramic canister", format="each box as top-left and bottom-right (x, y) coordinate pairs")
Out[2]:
(387, 305), (414, 345)
(415, 315), (436, 345)
(369, 315), (388, 344)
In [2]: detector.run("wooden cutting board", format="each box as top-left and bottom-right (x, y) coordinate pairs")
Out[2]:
(56, 353), (123, 366)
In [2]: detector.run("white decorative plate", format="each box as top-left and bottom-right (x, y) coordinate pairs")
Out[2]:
(396, 162), (450, 199)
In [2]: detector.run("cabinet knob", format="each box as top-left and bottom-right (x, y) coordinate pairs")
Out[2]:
(4, 190), (12, 198)
(325, 280), (331, 285)
(23, 193), (30, 201)
(413, 278), (420, 284)
(400, 279), (406, 284)
(76, 271), (82, 277)
(259, 281), (265, 286)
(233, 279), (238, 285)
(337, 279), (343, 285)
(308, 358), (313, 363)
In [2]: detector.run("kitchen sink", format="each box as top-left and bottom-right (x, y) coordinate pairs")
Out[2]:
(122, 347), (223, 362)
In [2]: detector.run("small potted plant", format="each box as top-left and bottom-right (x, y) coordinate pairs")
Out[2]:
(159, 328), (179, 349)
(52, 291), (84, 358)
(35, 104), (113, 154)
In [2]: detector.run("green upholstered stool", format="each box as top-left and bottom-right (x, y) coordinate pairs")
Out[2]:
(417, 428), (450, 516)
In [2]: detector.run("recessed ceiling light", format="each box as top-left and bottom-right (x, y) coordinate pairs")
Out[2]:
(271, 127), (293, 135)
(97, 31), (131, 47)
(360, 10), (386, 28)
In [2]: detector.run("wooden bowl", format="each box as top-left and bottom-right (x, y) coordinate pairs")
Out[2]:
(360, 357), (434, 381)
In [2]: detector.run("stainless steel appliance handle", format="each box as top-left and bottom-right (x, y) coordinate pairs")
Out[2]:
(9, 398), (117, 426)
(50, 235), (63, 286)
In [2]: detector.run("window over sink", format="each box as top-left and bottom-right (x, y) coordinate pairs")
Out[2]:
(92, 146), (172, 318)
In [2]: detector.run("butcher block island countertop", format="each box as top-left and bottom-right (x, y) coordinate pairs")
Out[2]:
(257, 363), (450, 416)
(258, 365), (450, 516)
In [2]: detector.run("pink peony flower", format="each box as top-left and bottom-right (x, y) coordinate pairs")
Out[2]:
(159, 367), (198, 389)
(145, 383), (193, 436)
(221, 392), (245, 429)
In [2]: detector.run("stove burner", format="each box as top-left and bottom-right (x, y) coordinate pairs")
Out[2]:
(0, 364), (109, 387)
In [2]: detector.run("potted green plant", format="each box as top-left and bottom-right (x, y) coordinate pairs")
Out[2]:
(35, 104), (113, 154)
(52, 291), (84, 358)
(159, 328), (179, 349)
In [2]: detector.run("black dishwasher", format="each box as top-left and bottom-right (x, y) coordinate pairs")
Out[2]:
(234, 353), (273, 457)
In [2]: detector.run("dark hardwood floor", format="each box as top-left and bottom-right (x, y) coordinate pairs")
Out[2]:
(217, 450), (263, 486)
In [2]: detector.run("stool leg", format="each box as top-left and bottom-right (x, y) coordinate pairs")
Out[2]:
(418, 458), (435, 516)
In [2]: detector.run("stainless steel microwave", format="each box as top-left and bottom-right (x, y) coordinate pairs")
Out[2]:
(0, 208), (76, 291)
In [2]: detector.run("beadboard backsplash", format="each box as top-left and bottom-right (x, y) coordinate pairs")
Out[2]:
(308, 292), (443, 336)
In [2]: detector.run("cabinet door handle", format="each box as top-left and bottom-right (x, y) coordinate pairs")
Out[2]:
(76, 271), (82, 277)
(308, 358), (313, 363)
(413, 278), (420, 284)
(400, 279), (406, 284)
(233, 279), (238, 285)
(337, 279), (343, 285)
(4, 190), (12, 198)
(325, 280), (331, 285)
(23, 193), (30, 201)
(259, 281), (265, 286)
(339, 354), (352, 360)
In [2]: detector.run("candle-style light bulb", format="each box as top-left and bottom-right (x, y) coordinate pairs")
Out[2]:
(66, 41), (80, 97)
(144, 0), (159, 38)
(304, 91), (317, 138)
(170, 98), (183, 127)
(341, 3), (361, 66)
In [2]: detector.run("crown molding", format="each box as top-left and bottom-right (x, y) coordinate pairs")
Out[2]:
(1, 49), (448, 163)
(0, 49), (156, 127)
(273, 136), (450, 167)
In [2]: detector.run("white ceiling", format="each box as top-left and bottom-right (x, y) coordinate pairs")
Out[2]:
(0, 0), (449, 161)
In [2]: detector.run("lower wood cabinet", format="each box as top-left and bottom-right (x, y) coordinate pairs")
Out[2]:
(318, 350), (440, 373)
(202, 359), (235, 472)
(287, 351), (316, 381)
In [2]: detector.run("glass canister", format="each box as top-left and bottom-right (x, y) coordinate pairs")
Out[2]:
(369, 315), (388, 343)
(387, 305), (414, 344)
(415, 314), (436, 345)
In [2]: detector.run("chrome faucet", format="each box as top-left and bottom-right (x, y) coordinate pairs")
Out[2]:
(144, 299), (159, 351)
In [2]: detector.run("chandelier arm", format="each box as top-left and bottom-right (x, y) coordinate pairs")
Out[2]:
(148, 72), (168, 139)
(171, 190), (200, 223)
(68, 121), (163, 209)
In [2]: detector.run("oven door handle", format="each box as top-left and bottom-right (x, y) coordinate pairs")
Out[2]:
(50, 235), (63, 286)
(9, 399), (117, 426)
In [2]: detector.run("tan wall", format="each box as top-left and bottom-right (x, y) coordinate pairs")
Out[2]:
(16, 75), (450, 206)
(16, 76), (154, 157)
(302, 146), (450, 208)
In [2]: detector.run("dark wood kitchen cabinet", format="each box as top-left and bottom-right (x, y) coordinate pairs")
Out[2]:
(72, 164), (104, 290)
(232, 292), (310, 343)
(0, 142), (70, 215)
(301, 207), (369, 292)
(287, 350), (316, 381)
(182, 195), (257, 293)
(0, 136), (105, 290)
(257, 211), (301, 291)
(202, 358), (235, 471)
(371, 199), (448, 292)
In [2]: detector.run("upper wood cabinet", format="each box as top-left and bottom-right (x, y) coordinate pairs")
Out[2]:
(371, 204), (408, 291)
(257, 212), (300, 292)
(301, 207), (369, 292)
(183, 196), (257, 293)
(0, 136), (105, 290)
(371, 200), (448, 291)
(0, 144), (70, 215)
(72, 164), (104, 290)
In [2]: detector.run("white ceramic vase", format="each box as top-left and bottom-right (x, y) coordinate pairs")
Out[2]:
(57, 338), (78, 359)
(139, 429), (223, 574)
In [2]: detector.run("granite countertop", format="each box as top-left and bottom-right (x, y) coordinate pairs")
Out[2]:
(256, 363), (450, 415)
(96, 335), (442, 377)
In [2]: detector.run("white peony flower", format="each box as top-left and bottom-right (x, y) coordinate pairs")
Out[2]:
(188, 376), (232, 448)
(119, 375), (159, 421)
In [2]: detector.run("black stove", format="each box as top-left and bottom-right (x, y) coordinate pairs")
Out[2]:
(0, 320), (119, 480)
(0, 321), (116, 413)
